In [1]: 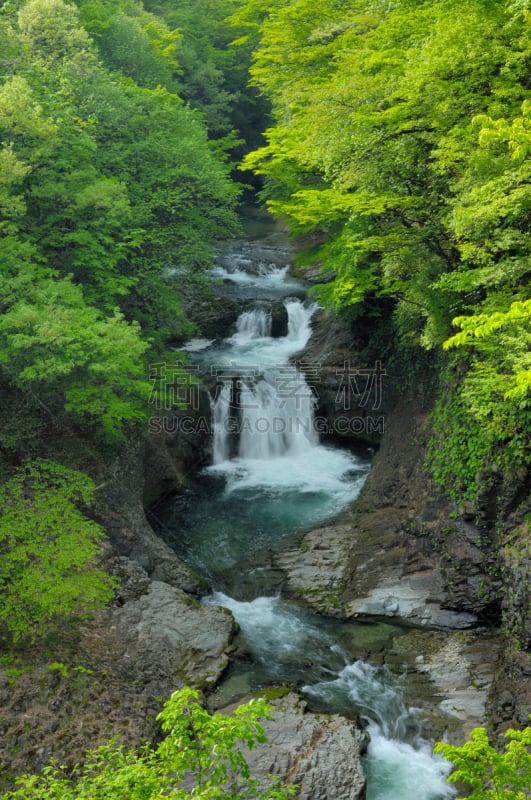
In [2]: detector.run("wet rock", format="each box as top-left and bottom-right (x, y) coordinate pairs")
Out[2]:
(274, 524), (353, 616)
(270, 301), (289, 337)
(275, 522), (478, 629)
(224, 692), (367, 800)
(273, 395), (500, 631)
(295, 308), (394, 445)
(187, 295), (243, 340)
(412, 631), (502, 739)
(345, 577), (479, 630)
(112, 581), (237, 689)
(98, 437), (206, 595)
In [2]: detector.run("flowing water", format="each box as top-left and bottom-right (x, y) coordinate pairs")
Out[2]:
(155, 230), (455, 799)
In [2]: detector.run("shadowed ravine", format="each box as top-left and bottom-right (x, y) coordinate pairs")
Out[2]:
(154, 232), (456, 800)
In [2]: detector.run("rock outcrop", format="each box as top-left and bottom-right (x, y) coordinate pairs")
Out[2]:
(296, 308), (394, 446)
(226, 692), (367, 800)
(97, 434), (206, 592)
(277, 304), (530, 739)
(274, 397), (489, 630)
(0, 565), (237, 786)
(113, 579), (236, 690)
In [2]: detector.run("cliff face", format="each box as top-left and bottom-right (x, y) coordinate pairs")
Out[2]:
(91, 304), (531, 744)
(0, 420), (236, 789)
(282, 307), (531, 739)
(1, 300), (528, 789)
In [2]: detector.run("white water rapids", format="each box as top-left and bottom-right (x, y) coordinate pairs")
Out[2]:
(175, 249), (456, 800)
(207, 300), (367, 506)
(203, 593), (455, 800)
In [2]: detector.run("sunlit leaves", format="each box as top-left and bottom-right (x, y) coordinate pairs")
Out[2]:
(239, 0), (530, 486)
(435, 726), (531, 799)
(0, 460), (116, 642)
(4, 688), (294, 799)
(18, 0), (92, 61)
(0, 272), (152, 438)
(443, 299), (531, 416)
(475, 99), (531, 161)
(445, 300), (531, 349)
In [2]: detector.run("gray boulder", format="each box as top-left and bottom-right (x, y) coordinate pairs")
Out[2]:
(227, 692), (367, 800)
(113, 581), (237, 689)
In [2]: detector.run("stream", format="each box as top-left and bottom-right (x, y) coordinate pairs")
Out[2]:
(155, 228), (456, 799)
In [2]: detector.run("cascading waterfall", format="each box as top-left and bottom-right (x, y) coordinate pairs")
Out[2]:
(211, 300), (319, 465)
(203, 593), (455, 800)
(305, 662), (455, 800)
(211, 380), (233, 464)
(161, 236), (455, 800)
(238, 368), (318, 460)
(232, 308), (272, 340)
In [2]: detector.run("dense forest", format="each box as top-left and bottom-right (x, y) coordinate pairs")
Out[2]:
(0, 0), (259, 640)
(0, 0), (530, 795)
(239, 0), (530, 499)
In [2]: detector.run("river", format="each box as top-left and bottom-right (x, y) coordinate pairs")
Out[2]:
(154, 227), (456, 799)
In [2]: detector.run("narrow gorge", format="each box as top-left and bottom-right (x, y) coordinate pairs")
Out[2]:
(1, 0), (530, 797)
(142, 222), (524, 799)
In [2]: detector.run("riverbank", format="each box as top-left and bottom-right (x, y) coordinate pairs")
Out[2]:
(1, 233), (529, 796)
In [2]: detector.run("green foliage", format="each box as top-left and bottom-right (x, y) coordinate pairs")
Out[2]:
(444, 300), (531, 404)
(239, 0), (531, 492)
(18, 0), (93, 60)
(4, 687), (294, 799)
(435, 725), (531, 799)
(428, 352), (529, 502)
(0, 0), (242, 446)
(0, 460), (116, 643)
(427, 378), (494, 502)
(0, 270), (152, 440)
(95, 11), (179, 89)
(1, 0), (241, 323)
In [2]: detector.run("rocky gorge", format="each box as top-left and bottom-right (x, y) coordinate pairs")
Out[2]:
(0, 238), (529, 798)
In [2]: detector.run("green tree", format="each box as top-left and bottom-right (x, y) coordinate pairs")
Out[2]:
(0, 271), (152, 440)
(238, 0), (531, 491)
(435, 726), (531, 799)
(4, 688), (294, 799)
(140, 0), (271, 149)
(2, 0), (241, 347)
(0, 460), (116, 643)
(17, 0), (93, 60)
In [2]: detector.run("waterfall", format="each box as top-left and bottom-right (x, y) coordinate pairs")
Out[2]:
(232, 309), (271, 340)
(203, 593), (455, 800)
(284, 299), (315, 346)
(160, 235), (452, 800)
(238, 366), (317, 460)
(212, 381), (233, 464)
(211, 300), (318, 464)
(304, 662), (455, 800)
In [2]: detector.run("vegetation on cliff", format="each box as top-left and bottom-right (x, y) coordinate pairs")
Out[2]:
(435, 725), (531, 799)
(3, 688), (293, 799)
(0, 461), (116, 642)
(0, 0), (250, 640)
(236, 0), (530, 498)
(0, 0), (529, 793)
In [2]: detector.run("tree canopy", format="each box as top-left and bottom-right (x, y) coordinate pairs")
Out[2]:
(237, 0), (531, 493)
(0, 0), (241, 449)
(435, 725), (531, 800)
(0, 460), (116, 642)
(0, 0), (243, 644)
